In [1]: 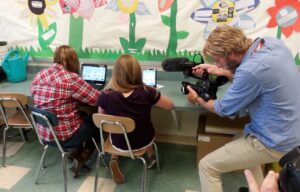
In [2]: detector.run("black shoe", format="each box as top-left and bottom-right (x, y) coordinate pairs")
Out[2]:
(71, 158), (84, 178)
(239, 187), (249, 192)
(71, 158), (90, 178)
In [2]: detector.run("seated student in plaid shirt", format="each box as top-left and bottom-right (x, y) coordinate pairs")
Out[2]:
(31, 45), (101, 177)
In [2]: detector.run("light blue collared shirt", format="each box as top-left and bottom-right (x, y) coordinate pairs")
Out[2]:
(215, 37), (300, 152)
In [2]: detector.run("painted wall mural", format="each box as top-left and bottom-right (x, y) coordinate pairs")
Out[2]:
(106, 0), (150, 54)
(191, 0), (259, 39)
(0, 0), (299, 64)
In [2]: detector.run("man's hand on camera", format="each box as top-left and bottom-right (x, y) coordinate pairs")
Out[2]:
(192, 64), (233, 80)
(187, 86), (216, 112)
(192, 64), (219, 76)
(187, 86), (201, 105)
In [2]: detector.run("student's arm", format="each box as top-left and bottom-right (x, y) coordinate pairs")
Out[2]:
(155, 95), (174, 110)
(71, 76), (101, 106)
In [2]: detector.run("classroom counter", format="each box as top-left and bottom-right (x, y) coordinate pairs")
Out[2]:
(0, 74), (34, 96)
(0, 73), (231, 145)
(0, 74), (229, 113)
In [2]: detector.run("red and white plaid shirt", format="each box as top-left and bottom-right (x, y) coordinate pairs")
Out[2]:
(31, 63), (101, 141)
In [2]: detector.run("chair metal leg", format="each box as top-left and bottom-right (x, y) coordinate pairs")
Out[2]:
(153, 142), (160, 173)
(2, 126), (9, 167)
(18, 128), (26, 143)
(92, 137), (108, 169)
(94, 153), (101, 192)
(35, 145), (49, 184)
(62, 153), (68, 192)
(92, 138), (108, 169)
(43, 153), (47, 169)
(94, 152), (108, 192)
(137, 157), (147, 192)
(101, 154), (108, 169)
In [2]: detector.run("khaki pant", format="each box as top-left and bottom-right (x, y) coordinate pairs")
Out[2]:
(198, 135), (284, 192)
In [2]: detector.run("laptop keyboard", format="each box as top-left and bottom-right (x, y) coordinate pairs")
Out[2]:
(91, 83), (104, 90)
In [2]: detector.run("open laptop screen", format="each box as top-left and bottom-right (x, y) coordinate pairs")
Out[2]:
(81, 64), (107, 83)
(142, 68), (157, 87)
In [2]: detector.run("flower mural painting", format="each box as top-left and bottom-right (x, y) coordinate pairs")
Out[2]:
(37, 19), (57, 52)
(17, 0), (58, 53)
(158, 0), (189, 56)
(191, 0), (259, 39)
(267, 0), (300, 39)
(106, 0), (150, 54)
(59, 0), (107, 50)
(59, 0), (107, 20)
(158, 0), (174, 12)
(18, 0), (58, 29)
(117, 0), (138, 13)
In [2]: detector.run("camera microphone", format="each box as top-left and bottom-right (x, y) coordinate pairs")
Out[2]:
(161, 57), (197, 72)
(161, 55), (228, 101)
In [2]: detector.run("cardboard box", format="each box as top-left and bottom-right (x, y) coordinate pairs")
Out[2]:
(197, 115), (207, 133)
(197, 132), (233, 165)
(196, 114), (250, 165)
(205, 114), (250, 135)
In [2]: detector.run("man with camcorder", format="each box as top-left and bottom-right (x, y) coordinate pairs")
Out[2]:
(186, 25), (300, 192)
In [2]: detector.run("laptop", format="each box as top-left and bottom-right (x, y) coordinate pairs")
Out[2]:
(142, 68), (157, 88)
(81, 63), (107, 90)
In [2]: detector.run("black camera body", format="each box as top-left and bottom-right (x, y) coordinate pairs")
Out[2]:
(161, 56), (229, 101)
(181, 81), (210, 101)
(180, 69), (229, 101)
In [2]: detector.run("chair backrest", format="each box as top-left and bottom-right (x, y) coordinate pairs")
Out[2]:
(29, 106), (65, 152)
(0, 93), (28, 107)
(30, 106), (59, 127)
(0, 92), (32, 127)
(92, 113), (136, 158)
(92, 113), (135, 134)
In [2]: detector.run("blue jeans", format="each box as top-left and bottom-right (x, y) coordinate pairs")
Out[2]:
(46, 112), (100, 149)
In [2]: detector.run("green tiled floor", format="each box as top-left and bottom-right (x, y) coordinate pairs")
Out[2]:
(1, 129), (247, 192)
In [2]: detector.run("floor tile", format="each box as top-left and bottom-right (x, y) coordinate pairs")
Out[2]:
(0, 142), (24, 157)
(0, 166), (30, 189)
(77, 176), (116, 192)
(0, 131), (247, 192)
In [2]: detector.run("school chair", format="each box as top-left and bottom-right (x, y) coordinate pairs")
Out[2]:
(92, 113), (160, 192)
(29, 106), (75, 192)
(0, 92), (33, 167)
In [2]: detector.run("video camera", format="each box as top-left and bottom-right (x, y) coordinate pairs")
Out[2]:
(161, 56), (228, 101)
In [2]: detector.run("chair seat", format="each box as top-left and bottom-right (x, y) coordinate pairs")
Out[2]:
(7, 109), (32, 127)
(104, 138), (148, 157)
